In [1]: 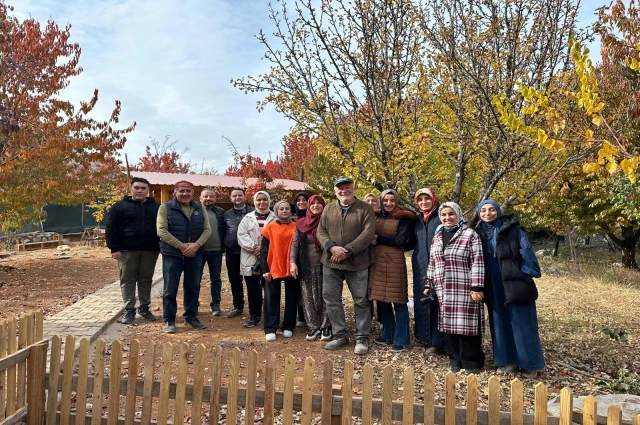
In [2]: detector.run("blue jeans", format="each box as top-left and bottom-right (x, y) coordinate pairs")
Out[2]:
(200, 250), (223, 308)
(378, 302), (410, 347)
(162, 254), (202, 322)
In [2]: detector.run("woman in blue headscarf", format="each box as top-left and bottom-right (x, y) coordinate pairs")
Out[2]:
(475, 200), (544, 378)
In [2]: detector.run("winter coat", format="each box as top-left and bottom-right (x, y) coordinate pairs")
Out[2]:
(475, 214), (541, 306)
(411, 210), (442, 343)
(224, 205), (255, 254)
(426, 225), (485, 336)
(237, 210), (276, 277)
(316, 199), (375, 271)
(368, 209), (415, 304)
(159, 198), (206, 257)
(106, 196), (160, 253)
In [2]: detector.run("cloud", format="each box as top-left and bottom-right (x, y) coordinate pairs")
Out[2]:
(12, 0), (293, 171)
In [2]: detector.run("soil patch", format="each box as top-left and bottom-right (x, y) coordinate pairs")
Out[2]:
(0, 246), (118, 320)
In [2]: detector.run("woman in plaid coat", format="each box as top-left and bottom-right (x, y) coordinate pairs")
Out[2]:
(425, 202), (485, 373)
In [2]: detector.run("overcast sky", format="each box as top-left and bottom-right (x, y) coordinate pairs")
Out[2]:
(13, 0), (604, 174)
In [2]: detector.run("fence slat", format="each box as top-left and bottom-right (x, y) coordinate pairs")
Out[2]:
(283, 355), (295, 425)
(633, 415), (640, 425)
(140, 342), (156, 425)
(445, 372), (456, 425)
(75, 338), (91, 425)
(245, 350), (258, 425)
(26, 342), (47, 425)
(174, 343), (189, 425)
(488, 376), (501, 425)
(0, 320), (7, 421)
(402, 367), (414, 425)
(300, 357), (315, 425)
(46, 335), (62, 425)
(26, 312), (34, 346)
(322, 360), (334, 425)
(191, 345), (206, 425)
(424, 369), (435, 425)
(157, 343), (173, 425)
(91, 339), (107, 425)
(511, 379), (524, 425)
(534, 383), (548, 425)
(227, 347), (240, 425)
(124, 340), (140, 425)
(361, 364), (373, 425)
(209, 345), (223, 425)
(583, 396), (597, 425)
(381, 365), (393, 425)
(466, 373), (478, 425)
(559, 388), (573, 425)
(342, 361), (354, 425)
(60, 334), (77, 425)
(263, 352), (276, 425)
(35, 311), (43, 341)
(107, 340), (123, 425)
(607, 405), (622, 425)
(6, 318), (17, 416)
(16, 315), (27, 408)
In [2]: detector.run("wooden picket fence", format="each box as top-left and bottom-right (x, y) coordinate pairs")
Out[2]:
(0, 311), (45, 425)
(39, 334), (640, 425)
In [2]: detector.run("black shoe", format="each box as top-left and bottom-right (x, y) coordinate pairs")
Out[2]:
(137, 308), (157, 321)
(244, 316), (261, 328)
(447, 364), (462, 373)
(320, 328), (332, 341)
(119, 309), (136, 324)
(391, 345), (406, 353)
(163, 321), (176, 333)
(226, 308), (243, 318)
(210, 304), (221, 316)
(465, 368), (482, 375)
(306, 329), (321, 341)
(184, 317), (206, 330)
(374, 337), (392, 345)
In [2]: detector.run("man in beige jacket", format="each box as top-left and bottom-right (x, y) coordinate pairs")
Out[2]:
(317, 177), (375, 354)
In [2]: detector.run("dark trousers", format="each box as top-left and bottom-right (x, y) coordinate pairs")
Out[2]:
(245, 274), (263, 319)
(225, 253), (245, 310)
(162, 254), (202, 322)
(445, 332), (485, 370)
(118, 250), (159, 310)
(263, 277), (299, 334)
(200, 250), (223, 308)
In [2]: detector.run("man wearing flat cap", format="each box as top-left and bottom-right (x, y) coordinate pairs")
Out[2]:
(157, 180), (211, 333)
(317, 176), (376, 354)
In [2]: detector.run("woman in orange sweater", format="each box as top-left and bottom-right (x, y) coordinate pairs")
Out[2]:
(261, 200), (299, 341)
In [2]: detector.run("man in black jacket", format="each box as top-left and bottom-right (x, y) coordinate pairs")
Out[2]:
(223, 188), (254, 317)
(106, 177), (161, 324)
(199, 188), (226, 316)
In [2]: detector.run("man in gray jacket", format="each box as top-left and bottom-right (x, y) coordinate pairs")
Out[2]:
(317, 177), (375, 354)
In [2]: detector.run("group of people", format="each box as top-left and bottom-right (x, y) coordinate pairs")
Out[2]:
(105, 175), (545, 376)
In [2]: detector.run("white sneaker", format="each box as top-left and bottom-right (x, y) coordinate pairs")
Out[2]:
(265, 333), (276, 341)
(283, 330), (293, 338)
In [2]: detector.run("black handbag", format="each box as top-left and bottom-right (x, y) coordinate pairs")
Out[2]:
(251, 261), (261, 275)
(420, 279), (437, 304)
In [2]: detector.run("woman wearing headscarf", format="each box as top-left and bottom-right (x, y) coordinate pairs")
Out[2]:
(412, 188), (446, 354)
(237, 191), (276, 328)
(369, 189), (416, 352)
(363, 193), (379, 209)
(425, 202), (485, 373)
(260, 200), (299, 341)
(292, 191), (310, 327)
(475, 200), (544, 378)
(290, 195), (331, 341)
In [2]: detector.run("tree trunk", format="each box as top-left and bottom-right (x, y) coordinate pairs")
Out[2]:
(605, 226), (640, 269)
(553, 233), (561, 257)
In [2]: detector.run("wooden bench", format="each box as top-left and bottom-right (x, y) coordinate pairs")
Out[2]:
(18, 234), (62, 251)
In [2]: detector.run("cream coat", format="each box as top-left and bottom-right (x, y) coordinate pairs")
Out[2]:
(237, 210), (276, 277)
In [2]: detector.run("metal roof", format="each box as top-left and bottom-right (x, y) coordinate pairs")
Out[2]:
(129, 171), (307, 191)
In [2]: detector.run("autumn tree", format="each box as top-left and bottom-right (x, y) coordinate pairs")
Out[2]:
(232, 0), (430, 196)
(134, 135), (191, 173)
(0, 4), (135, 232)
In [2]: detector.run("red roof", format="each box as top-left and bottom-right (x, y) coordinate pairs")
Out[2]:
(129, 171), (307, 191)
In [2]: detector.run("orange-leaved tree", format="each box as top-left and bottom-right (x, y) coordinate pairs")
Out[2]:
(134, 135), (191, 173)
(0, 3), (135, 233)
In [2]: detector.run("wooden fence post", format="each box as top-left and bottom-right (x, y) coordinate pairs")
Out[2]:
(26, 342), (47, 425)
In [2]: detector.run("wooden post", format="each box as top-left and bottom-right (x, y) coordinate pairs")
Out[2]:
(331, 384), (342, 425)
(26, 343), (47, 425)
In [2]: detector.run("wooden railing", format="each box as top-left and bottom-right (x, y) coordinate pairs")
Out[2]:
(43, 335), (640, 425)
(0, 311), (44, 425)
